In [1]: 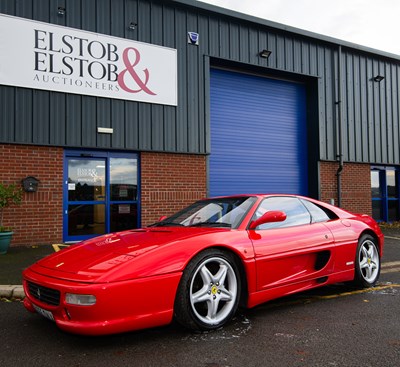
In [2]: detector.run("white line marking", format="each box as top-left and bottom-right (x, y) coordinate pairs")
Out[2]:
(381, 268), (400, 274)
(384, 236), (400, 240)
(381, 261), (400, 274)
(382, 261), (400, 268)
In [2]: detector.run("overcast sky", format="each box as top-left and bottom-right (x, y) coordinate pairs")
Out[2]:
(198, 0), (400, 56)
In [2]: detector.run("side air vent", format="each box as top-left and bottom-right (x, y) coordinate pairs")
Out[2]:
(316, 276), (329, 284)
(315, 251), (331, 271)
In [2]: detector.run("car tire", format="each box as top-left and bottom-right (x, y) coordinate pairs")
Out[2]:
(353, 234), (380, 287)
(174, 248), (241, 332)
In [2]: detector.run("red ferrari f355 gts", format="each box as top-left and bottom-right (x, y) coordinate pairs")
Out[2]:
(23, 194), (383, 335)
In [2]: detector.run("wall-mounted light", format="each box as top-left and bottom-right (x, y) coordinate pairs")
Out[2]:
(129, 22), (137, 30)
(259, 49), (272, 59)
(373, 75), (384, 82)
(57, 7), (66, 16)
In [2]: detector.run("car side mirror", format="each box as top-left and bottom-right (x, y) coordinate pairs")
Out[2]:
(249, 211), (287, 229)
(158, 215), (168, 222)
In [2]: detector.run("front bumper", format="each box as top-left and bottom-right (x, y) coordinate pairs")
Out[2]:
(23, 267), (182, 335)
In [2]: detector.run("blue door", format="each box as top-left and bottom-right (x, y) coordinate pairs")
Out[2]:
(371, 167), (400, 222)
(209, 69), (308, 196)
(63, 150), (139, 242)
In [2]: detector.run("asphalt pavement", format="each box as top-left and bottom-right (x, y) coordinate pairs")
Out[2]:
(1, 227), (399, 367)
(0, 244), (54, 299)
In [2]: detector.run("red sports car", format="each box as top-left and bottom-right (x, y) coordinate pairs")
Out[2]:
(23, 194), (383, 335)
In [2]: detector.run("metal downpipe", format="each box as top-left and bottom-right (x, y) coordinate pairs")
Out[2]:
(336, 45), (344, 207)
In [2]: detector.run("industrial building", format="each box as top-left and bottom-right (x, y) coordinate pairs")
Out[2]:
(0, 0), (399, 245)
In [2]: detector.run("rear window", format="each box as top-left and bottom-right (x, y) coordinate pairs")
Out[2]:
(300, 199), (338, 223)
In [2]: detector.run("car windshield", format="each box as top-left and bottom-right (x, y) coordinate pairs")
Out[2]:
(151, 196), (257, 229)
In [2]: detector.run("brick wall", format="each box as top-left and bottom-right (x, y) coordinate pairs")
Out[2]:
(320, 161), (372, 215)
(0, 144), (63, 246)
(0, 146), (207, 245)
(140, 152), (207, 226)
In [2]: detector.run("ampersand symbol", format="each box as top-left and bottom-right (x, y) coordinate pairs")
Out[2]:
(117, 47), (156, 95)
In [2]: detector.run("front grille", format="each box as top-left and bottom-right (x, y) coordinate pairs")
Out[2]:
(27, 281), (61, 306)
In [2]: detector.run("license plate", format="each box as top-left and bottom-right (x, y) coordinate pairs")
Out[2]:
(33, 304), (55, 322)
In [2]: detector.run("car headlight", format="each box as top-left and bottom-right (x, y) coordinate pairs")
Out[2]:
(65, 293), (96, 306)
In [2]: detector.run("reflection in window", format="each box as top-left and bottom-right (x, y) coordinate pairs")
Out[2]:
(254, 197), (311, 229)
(68, 159), (105, 202)
(110, 158), (137, 201)
(156, 197), (256, 229)
(372, 200), (382, 221)
(300, 199), (335, 222)
(387, 170), (397, 198)
(110, 204), (138, 232)
(371, 171), (381, 199)
(65, 153), (139, 241)
(68, 204), (105, 236)
(388, 201), (399, 222)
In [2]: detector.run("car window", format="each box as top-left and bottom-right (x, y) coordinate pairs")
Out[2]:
(151, 196), (257, 229)
(253, 197), (311, 229)
(300, 199), (335, 223)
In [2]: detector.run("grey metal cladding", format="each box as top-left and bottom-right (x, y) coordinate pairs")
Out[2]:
(0, 0), (399, 164)
(340, 50), (400, 164)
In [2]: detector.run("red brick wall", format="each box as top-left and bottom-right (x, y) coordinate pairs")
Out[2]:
(141, 152), (207, 226)
(320, 161), (372, 215)
(0, 145), (207, 245)
(0, 144), (63, 246)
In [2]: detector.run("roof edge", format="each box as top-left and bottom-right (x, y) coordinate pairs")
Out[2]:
(172, 0), (400, 61)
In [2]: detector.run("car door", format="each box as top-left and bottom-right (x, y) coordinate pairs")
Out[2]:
(249, 197), (335, 292)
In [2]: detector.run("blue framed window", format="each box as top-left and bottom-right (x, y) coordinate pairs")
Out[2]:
(63, 150), (140, 242)
(371, 166), (400, 222)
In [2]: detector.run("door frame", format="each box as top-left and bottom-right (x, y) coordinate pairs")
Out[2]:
(371, 166), (400, 222)
(63, 149), (140, 243)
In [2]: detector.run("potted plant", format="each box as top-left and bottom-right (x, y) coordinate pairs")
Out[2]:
(0, 183), (23, 254)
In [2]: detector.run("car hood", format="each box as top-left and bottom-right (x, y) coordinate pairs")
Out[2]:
(29, 227), (228, 283)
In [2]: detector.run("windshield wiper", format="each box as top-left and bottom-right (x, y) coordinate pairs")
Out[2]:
(150, 222), (185, 227)
(189, 221), (231, 228)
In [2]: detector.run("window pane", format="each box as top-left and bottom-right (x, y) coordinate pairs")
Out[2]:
(386, 170), (397, 199)
(159, 197), (256, 229)
(388, 200), (399, 222)
(371, 200), (382, 221)
(110, 158), (137, 201)
(301, 199), (333, 222)
(371, 171), (381, 198)
(254, 197), (311, 229)
(68, 204), (105, 236)
(68, 159), (106, 201)
(110, 204), (138, 232)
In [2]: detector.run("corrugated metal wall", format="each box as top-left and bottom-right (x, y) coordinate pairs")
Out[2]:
(339, 49), (400, 164)
(0, 0), (399, 165)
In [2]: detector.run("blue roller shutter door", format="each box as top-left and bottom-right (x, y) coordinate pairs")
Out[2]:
(209, 69), (308, 196)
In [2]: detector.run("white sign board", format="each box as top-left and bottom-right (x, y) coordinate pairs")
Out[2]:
(0, 14), (177, 106)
